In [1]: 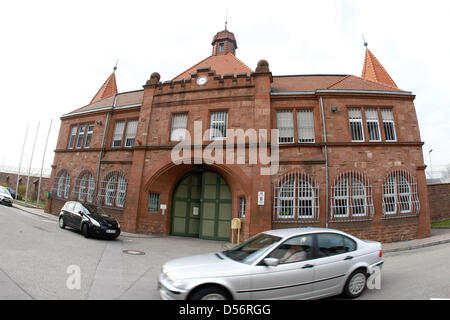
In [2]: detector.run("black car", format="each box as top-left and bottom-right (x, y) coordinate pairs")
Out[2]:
(59, 201), (120, 239)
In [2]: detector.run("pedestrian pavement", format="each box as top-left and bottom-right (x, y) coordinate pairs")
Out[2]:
(11, 202), (450, 253)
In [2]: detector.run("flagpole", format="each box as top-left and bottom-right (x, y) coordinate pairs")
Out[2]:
(16, 124), (29, 199)
(25, 122), (40, 202)
(36, 119), (52, 208)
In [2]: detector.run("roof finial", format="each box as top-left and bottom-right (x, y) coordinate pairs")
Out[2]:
(225, 8), (228, 30)
(362, 34), (368, 48)
(113, 58), (119, 72)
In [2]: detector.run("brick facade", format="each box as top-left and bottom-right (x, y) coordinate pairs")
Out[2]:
(427, 183), (450, 222)
(44, 29), (431, 243)
(0, 171), (50, 201)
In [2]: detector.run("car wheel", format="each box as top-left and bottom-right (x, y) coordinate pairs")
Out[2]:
(59, 217), (66, 229)
(82, 224), (90, 238)
(343, 269), (367, 299)
(189, 286), (231, 300)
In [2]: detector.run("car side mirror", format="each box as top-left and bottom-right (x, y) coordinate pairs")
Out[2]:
(264, 258), (279, 267)
(79, 211), (84, 216)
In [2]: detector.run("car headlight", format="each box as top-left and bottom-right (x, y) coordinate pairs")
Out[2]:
(91, 219), (100, 227)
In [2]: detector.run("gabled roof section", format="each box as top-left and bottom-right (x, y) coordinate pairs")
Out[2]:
(90, 72), (118, 104)
(362, 49), (398, 89)
(173, 53), (252, 81)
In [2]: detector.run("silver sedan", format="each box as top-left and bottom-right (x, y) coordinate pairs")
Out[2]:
(158, 227), (384, 300)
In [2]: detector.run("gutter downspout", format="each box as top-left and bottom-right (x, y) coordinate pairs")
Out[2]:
(95, 94), (117, 196)
(319, 96), (329, 228)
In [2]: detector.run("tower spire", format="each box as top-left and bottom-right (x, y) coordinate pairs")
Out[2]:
(361, 46), (398, 89)
(90, 70), (118, 104)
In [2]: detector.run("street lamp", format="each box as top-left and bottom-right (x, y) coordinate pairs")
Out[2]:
(429, 149), (433, 179)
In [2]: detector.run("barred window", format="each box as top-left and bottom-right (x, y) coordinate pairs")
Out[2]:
(348, 108), (364, 142)
(381, 109), (397, 142)
(276, 110), (294, 144)
(239, 197), (246, 219)
(365, 109), (381, 142)
(97, 171), (127, 208)
(84, 124), (94, 148)
(125, 120), (138, 147)
(112, 121), (125, 147)
(331, 171), (374, 221)
(68, 125), (78, 149)
(170, 113), (188, 142)
(148, 193), (160, 213)
(382, 169), (420, 218)
(209, 111), (228, 140)
(297, 110), (315, 143)
(52, 169), (71, 199)
(273, 171), (319, 223)
(72, 171), (95, 203)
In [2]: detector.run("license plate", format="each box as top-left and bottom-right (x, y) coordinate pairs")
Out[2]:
(105, 229), (116, 234)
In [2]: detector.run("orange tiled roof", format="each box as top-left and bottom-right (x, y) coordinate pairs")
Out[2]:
(90, 72), (118, 104)
(173, 53), (252, 81)
(362, 49), (398, 89)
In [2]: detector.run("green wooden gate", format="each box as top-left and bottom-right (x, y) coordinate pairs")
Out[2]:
(171, 171), (232, 241)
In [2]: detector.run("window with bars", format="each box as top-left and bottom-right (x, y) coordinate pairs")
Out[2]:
(348, 108), (364, 142)
(125, 120), (138, 147)
(68, 125), (78, 149)
(84, 124), (94, 148)
(330, 171), (374, 221)
(381, 109), (397, 142)
(148, 193), (160, 213)
(382, 169), (420, 218)
(239, 197), (246, 219)
(170, 113), (188, 142)
(365, 109), (381, 142)
(112, 121), (125, 147)
(273, 171), (319, 223)
(72, 171), (95, 203)
(52, 169), (71, 199)
(209, 111), (228, 140)
(297, 110), (315, 143)
(97, 171), (127, 208)
(276, 110), (294, 144)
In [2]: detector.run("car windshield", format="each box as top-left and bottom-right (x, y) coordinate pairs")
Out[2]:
(82, 204), (110, 217)
(0, 186), (10, 195)
(223, 233), (281, 265)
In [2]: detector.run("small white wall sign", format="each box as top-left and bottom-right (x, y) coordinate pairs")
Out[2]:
(257, 191), (265, 206)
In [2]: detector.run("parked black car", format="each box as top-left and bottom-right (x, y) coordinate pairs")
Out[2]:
(59, 201), (120, 239)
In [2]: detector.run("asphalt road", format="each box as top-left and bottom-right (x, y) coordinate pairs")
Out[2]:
(0, 204), (449, 300)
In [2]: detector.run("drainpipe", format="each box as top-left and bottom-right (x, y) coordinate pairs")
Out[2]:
(319, 96), (329, 228)
(95, 94), (116, 196)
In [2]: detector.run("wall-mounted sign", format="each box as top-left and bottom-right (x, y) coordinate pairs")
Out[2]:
(258, 191), (265, 206)
(193, 207), (199, 216)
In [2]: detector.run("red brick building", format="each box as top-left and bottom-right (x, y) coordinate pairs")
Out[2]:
(45, 28), (431, 242)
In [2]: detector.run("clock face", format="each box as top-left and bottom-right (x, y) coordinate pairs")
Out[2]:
(197, 76), (208, 86)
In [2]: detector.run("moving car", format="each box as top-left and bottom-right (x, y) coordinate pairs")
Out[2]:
(0, 186), (13, 207)
(58, 201), (120, 239)
(158, 228), (383, 300)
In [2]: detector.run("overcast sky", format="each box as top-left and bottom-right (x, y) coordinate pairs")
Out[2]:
(0, 0), (449, 176)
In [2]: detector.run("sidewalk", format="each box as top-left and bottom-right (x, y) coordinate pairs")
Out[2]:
(11, 202), (450, 253)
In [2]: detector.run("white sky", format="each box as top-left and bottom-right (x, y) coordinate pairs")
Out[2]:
(0, 0), (449, 174)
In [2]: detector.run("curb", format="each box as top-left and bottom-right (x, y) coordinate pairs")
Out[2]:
(383, 238), (450, 253)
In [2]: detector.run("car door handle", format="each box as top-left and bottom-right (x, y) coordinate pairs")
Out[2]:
(302, 264), (314, 269)
(344, 256), (354, 260)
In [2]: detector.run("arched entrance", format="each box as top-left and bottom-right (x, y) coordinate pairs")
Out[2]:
(171, 170), (232, 241)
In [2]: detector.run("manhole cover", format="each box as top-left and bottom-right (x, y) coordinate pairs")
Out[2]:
(123, 250), (146, 256)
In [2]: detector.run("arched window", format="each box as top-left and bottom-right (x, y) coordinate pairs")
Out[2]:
(273, 171), (319, 223)
(73, 171), (95, 203)
(98, 171), (127, 208)
(52, 169), (71, 199)
(382, 169), (419, 218)
(330, 171), (373, 221)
